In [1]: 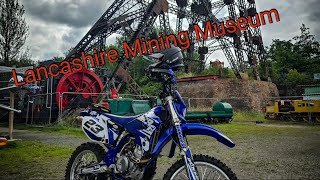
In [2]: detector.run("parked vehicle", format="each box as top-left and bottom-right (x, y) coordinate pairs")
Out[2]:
(65, 47), (237, 180)
(186, 101), (233, 123)
(265, 99), (320, 121)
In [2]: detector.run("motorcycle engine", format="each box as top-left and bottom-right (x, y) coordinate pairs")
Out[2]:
(115, 139), (145, 179)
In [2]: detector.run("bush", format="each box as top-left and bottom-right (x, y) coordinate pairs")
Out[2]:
(284, 69), (311, 85)
(201, 67), (236, 78)
(142, 82), (161, 96)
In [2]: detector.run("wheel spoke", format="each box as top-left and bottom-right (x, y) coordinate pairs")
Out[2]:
(83, 81), (98, 93)
(205, 168), (214, 179)
(80, 72), (84, 90)
(81, 154), (87, 163)
(86, 154), (91, 162)
(217, 173), (221, 180)
(182, 172), (189, 179)
(66, 77), (79, 91)
(202, 167), (207, 180)
(179, 172), (189, 180)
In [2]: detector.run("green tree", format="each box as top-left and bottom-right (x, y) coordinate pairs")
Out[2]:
(284, 69), (311, 85)
(15, 48), (34, 67)
(292, 24), (320, 78)
(131, 55), (162, 96)
(0, 0), (29, 67)
(293, 24), (320, 59)
(267, 24), (320, 84)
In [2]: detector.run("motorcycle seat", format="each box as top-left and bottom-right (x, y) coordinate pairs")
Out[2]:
(91, 103), (111, 113)
(103, 113), (142, 128)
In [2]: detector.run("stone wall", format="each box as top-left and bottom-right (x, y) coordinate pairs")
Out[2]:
(177, 78), (279, 112)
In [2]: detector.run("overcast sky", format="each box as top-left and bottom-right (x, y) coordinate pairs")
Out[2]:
(19, 0), (320, 64)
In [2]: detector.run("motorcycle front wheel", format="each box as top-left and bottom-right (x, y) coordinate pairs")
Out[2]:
(163, 154), (238, 180)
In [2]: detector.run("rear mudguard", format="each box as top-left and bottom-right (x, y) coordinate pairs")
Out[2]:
(152, 123), (235, 157)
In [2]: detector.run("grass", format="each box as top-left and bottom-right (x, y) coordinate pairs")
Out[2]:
(20, 124), (86, 138)
(1, 110), (318, 140)
(233, 111), (265, 122)
(0, 140), (73, 179)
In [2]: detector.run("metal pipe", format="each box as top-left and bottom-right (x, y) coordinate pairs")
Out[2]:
(26, 95), (30, 124)
(49, 77), (53, 124)
(0, 104), (21, 113)
(0, 85), (17, 91)
(46, 79), (49, 108)
(31, 97), (34, 125)
(9, 92), (14, 139)
(59, 93), (63, 121)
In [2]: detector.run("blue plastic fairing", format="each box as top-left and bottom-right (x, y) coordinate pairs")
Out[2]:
(152, 123), (235, 157)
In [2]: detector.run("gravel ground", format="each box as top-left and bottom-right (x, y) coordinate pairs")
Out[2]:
(1, 123), (320, 180)
(0, 127), (87, 149)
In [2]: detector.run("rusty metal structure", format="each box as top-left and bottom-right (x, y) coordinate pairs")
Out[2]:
(0, 0), (267, 124)
(61, 0), (265, 104)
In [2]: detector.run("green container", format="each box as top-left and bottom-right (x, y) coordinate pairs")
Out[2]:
(185, 112), (209, 119)
(132, 100), (152, 115)
(212, 101), (233, 114)
(105, 99), (118, 114)
(156, 98), (162, 106)
(304, 86), (320, 94)
(105, 98), (155, 116)
(208, 111), (232, 118)
(117, 99), (133, 114)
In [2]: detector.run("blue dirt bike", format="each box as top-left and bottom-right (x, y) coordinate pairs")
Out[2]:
(65, 46), (237, 180)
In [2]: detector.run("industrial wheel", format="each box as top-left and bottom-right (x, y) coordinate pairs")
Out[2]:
(226, 118), (232, 124)
(214, 118), (219, 124)
(56, 70), (103, 110)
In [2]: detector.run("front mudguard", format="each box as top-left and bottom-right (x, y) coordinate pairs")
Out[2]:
(152, 123), (235, 157)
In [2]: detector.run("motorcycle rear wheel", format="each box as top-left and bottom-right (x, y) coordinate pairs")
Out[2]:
(163, 154), (238, 180)
(65, 142), (110, 180)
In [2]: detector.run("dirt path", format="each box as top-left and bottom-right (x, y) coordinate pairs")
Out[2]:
(0, 127), (87, 149)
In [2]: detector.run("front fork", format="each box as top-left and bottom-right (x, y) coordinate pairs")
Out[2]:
(175, 124), (199, 180)
(166, 97), (200, 180)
